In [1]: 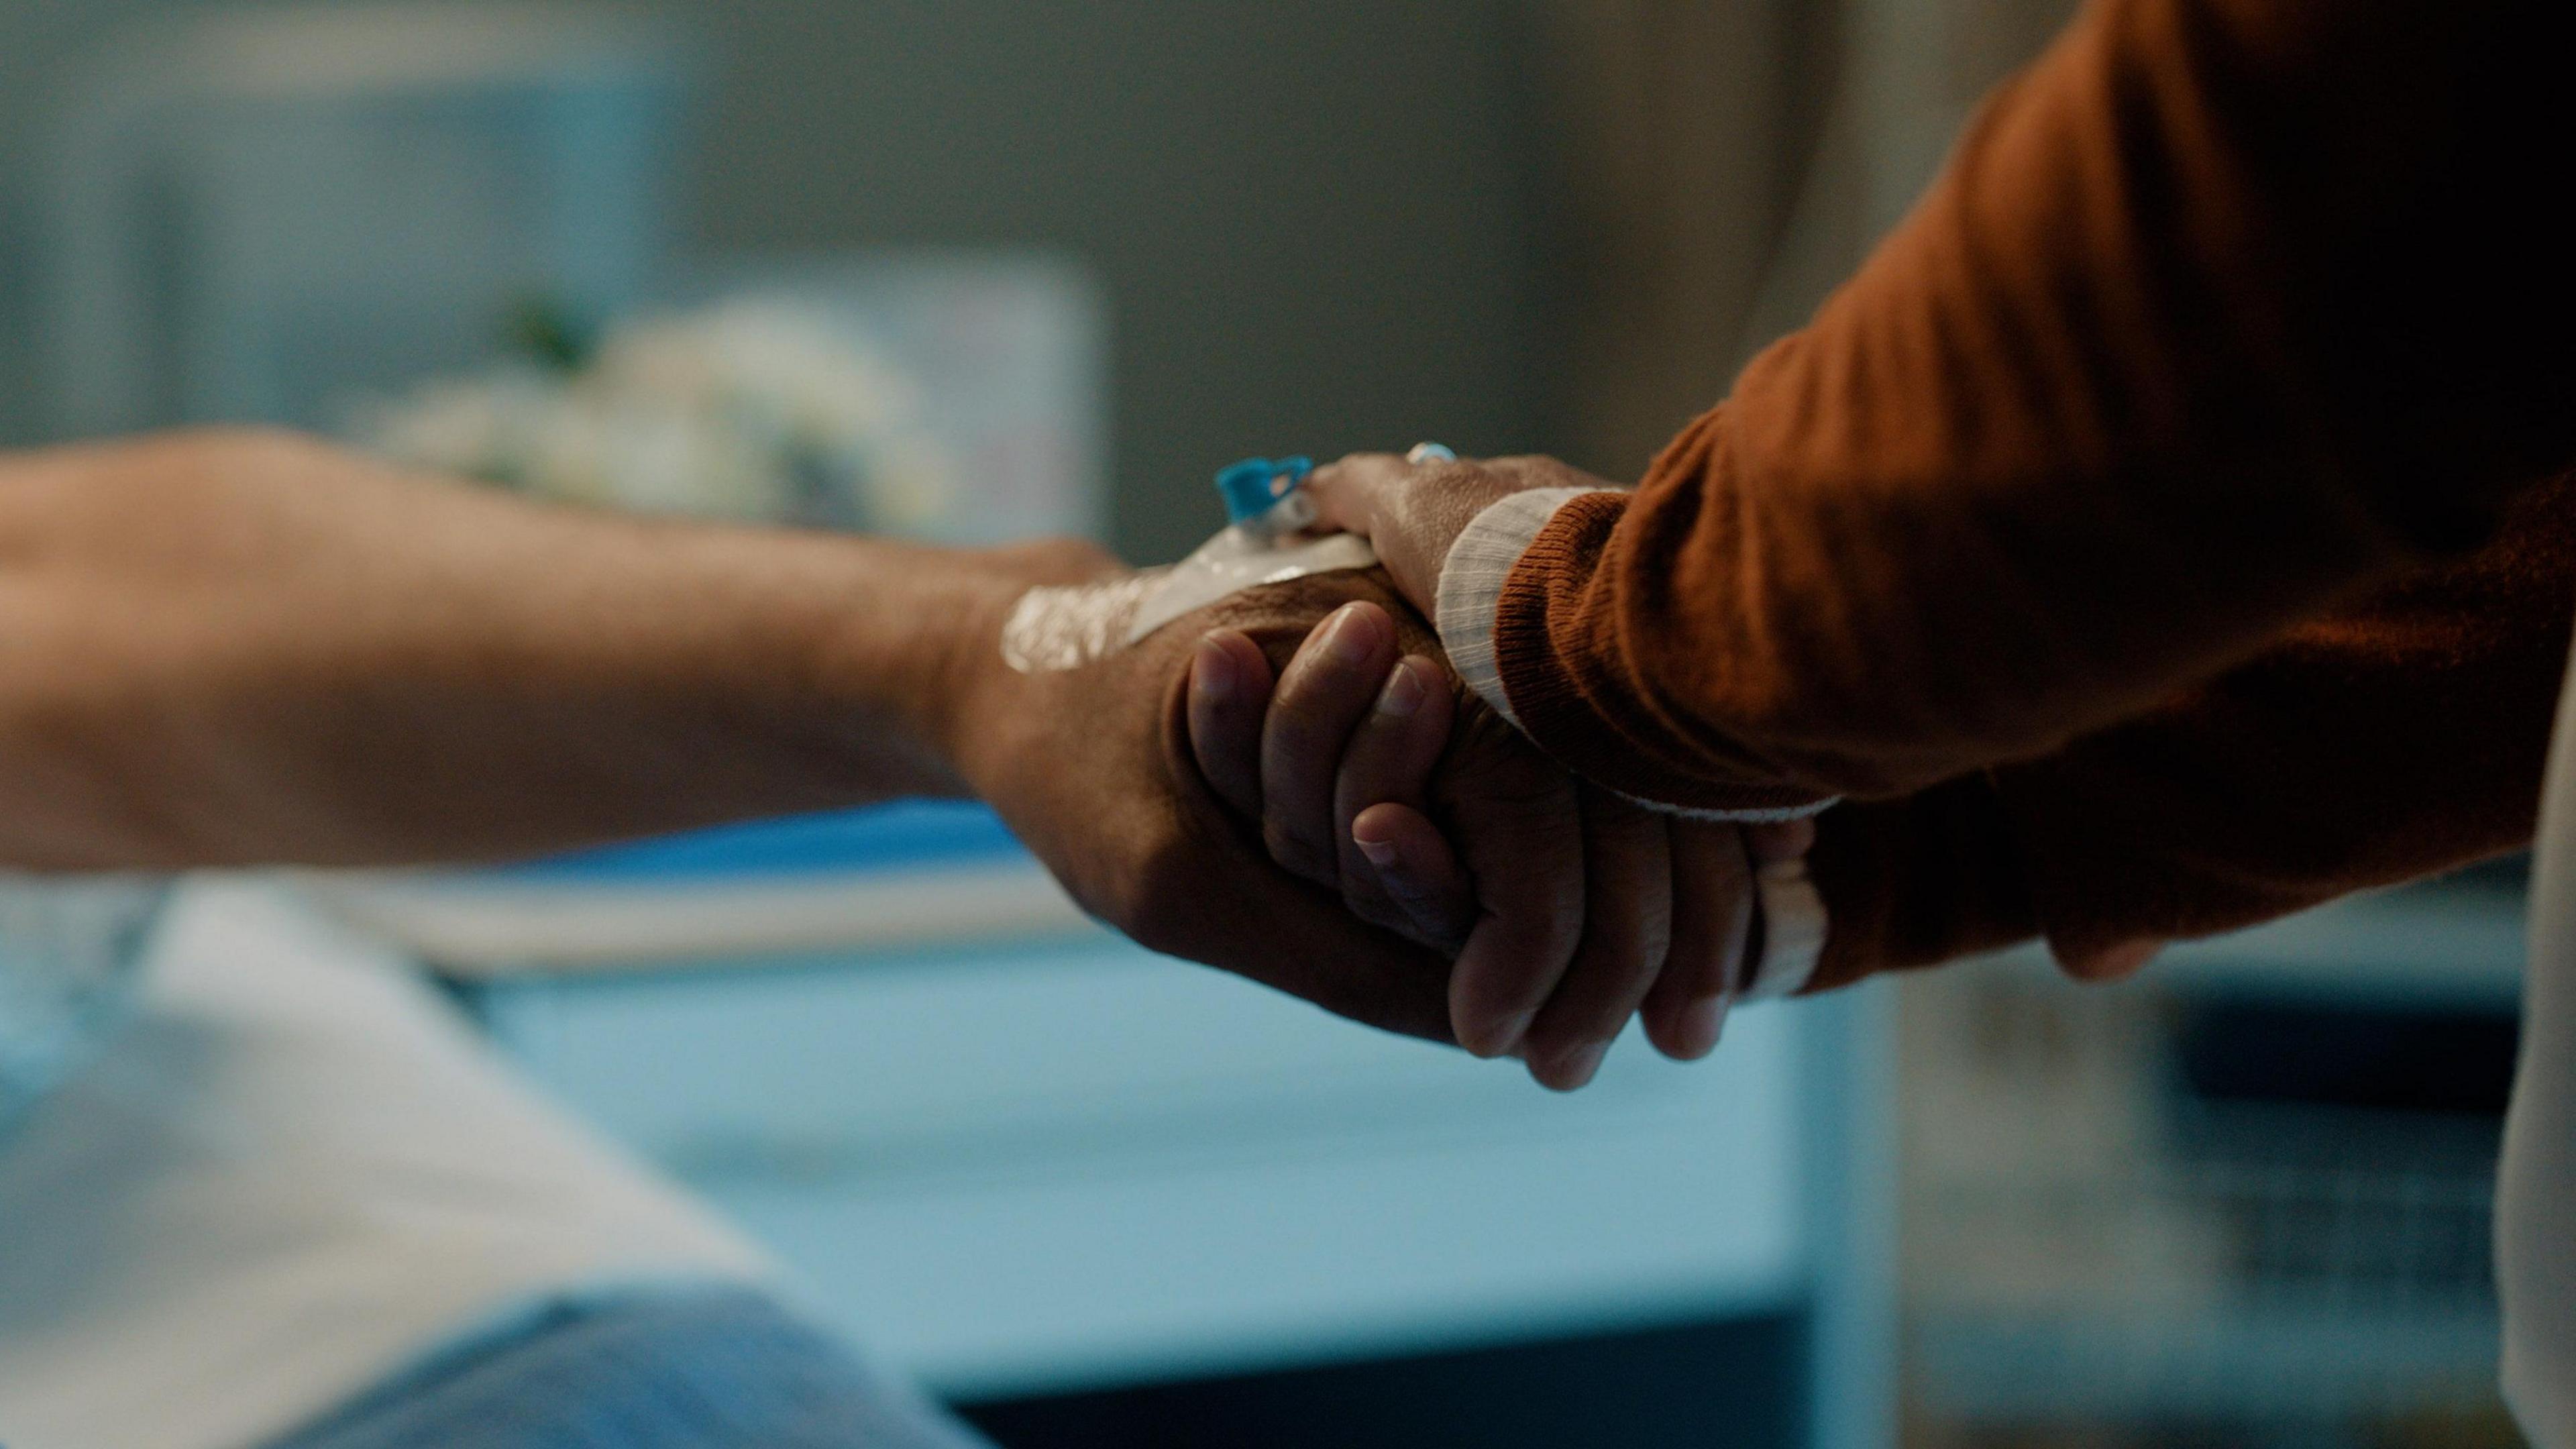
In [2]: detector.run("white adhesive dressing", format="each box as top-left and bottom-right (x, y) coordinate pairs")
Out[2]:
(1001, 494), (1379, 673)
(999, 570), (1167, 673)
(1122, 526), (1377, 647)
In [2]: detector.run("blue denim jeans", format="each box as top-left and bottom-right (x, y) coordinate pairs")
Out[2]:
(264, 1289), (996, 1449)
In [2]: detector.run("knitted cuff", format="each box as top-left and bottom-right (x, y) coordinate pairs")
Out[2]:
(1435, 487), (1611, 730)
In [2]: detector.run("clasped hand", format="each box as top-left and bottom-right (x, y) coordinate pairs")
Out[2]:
(961, 461), (1807, 1091)
(1184, 597), (1808, 1089)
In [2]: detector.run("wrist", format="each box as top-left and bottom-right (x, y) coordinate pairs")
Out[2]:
(1434, 485), (1609, 731)
(914, 562), (1032, 797)
(843, 537), (1121, 800)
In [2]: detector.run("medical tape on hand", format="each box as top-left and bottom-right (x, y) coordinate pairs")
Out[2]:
(1000, 458), (1378, 674)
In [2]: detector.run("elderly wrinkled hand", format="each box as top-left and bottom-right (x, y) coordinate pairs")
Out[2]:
(1301, 451), (1622, 623)
(1184, 597), (1813, 1091)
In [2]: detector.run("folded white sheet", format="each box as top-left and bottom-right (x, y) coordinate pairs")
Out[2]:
(0, 880), (775, 1449)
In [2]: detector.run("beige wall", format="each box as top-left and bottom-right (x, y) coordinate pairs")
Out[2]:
(0, 0), (2085, 553)
(0, 0), (1546, 563)
(1530, 0), (2080, 478)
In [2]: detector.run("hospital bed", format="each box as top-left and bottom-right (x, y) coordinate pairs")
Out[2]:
(309, 801), (1898, 1448)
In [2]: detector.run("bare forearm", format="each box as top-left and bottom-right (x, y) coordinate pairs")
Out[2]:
(0, 431), (1043, 869)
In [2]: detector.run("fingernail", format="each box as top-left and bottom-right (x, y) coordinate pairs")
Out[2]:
(1679, 994), (1732, 1059)
(1322, 604), (1378, 665)
(1191, 636), (1235, 702)
(1549, 1041), (1611, 1091)
(1355, 834), (1399, 870)
(1374, 659), (1426, 718)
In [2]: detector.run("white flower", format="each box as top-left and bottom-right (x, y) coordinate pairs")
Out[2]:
(346, 298), (953, 530)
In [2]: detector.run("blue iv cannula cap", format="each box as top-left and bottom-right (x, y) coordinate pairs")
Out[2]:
(1216, 455), (1315, 527)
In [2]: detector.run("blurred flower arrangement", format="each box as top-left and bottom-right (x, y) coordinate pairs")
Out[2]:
(348, 297), (957, 531)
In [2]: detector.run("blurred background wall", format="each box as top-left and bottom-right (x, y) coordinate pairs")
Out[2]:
(0, 0), (2074, 562)
(1, 0), (1560, 564)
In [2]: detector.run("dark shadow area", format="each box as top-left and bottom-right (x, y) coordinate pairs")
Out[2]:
(958, 1313), (1802, 1449)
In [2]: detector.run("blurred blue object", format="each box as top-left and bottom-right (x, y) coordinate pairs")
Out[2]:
(303, 801), (1084, 977)
(1215, 455), (1314, 526)
(495, 804), (1027, 884)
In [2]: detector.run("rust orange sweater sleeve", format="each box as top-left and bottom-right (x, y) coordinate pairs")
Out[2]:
(1493, 0), (2576, 814)
(1800, 472), (2576, 991)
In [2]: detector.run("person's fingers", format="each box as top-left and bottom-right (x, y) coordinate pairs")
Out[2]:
(1259, 602), (1399, 885)
(1520, 788), (1674, 1091)
(1034, 643), (1461, 1048)
(1305, 453), (1509, 616)
(1352, 802), (1476, 951)
(1444, 759), (1588, 1059)
(1640, 822), (1757, 1062)
(1128, 800), (1457, 1044)
(1303, 453), (1410, 538)
(1186, 629), (1275, 820)
(1328, 655), (1457, 938)
(1746, 816), (1817, 864)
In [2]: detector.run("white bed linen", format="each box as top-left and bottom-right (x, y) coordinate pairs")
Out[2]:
(0, 879), (773, 1449)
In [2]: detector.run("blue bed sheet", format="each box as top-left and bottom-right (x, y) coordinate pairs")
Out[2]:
(490, 802), (1028, 883)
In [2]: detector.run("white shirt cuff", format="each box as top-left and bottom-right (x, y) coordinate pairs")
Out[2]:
(1743, 856), (1827, 1001)
(1434, 487), (1841, 826)
(1434, 487), (1607, 731)
(1619, 792), (1839, 824)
